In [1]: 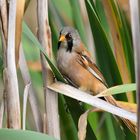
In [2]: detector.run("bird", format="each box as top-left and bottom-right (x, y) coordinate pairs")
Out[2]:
(56, 26), (136, 133)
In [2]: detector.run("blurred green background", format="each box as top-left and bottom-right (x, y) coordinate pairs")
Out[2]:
(0, 0), (136, 140)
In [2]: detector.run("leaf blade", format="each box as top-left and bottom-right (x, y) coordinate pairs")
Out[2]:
(96, 83), (136, 97)
(22, 22), (65, 83)
(0, 129), (57, 140)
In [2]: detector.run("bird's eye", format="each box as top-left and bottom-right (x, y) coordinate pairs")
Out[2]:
(69, 34), (72, 37)
(66, 33), (72, 39)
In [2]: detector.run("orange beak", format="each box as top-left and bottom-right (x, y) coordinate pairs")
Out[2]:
(59, 35), (65, 42)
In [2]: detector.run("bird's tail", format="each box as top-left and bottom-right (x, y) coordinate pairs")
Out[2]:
(104, 96), (136, 134)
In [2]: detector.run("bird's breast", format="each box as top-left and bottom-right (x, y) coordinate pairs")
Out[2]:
(57, 48), (76, 74)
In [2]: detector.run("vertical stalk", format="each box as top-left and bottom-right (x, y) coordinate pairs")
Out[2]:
(6, 0), (20, 128)
(0, 0), (8, 128)
(129, 0), (140, 138)
(37, 0), (60, 139)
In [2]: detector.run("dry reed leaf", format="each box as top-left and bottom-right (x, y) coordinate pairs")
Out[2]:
(78, 110), (91, 140)
(49, 82), (137, 133)
(78, 108), (101, 140)
(15, 0), (25, 65)
(48, 82), (136, 122)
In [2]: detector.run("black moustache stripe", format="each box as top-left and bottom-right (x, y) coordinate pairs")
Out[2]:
(58, 41), (61, 49)
(66, 39), (73, 52)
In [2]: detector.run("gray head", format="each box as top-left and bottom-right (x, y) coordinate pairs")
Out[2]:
(58, 26), (81, 52)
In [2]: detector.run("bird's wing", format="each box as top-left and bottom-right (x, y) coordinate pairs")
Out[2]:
(75, 47), (108, 87)
(75, 45), (136, 133)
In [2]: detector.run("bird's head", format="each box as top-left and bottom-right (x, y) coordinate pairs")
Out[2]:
(58, 26), (81, 52)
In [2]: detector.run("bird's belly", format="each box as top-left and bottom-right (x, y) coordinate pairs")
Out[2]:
(57, 49), (106, 95)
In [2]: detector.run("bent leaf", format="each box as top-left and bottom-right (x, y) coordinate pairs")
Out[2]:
(48, 82), (136, 122)
(96, 83), (136, 97)
(78, 110), (91, 140)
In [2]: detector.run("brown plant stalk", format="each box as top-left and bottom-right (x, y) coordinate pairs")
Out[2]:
(37, 0), (60, 138)
(6, 0), (21, 128)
